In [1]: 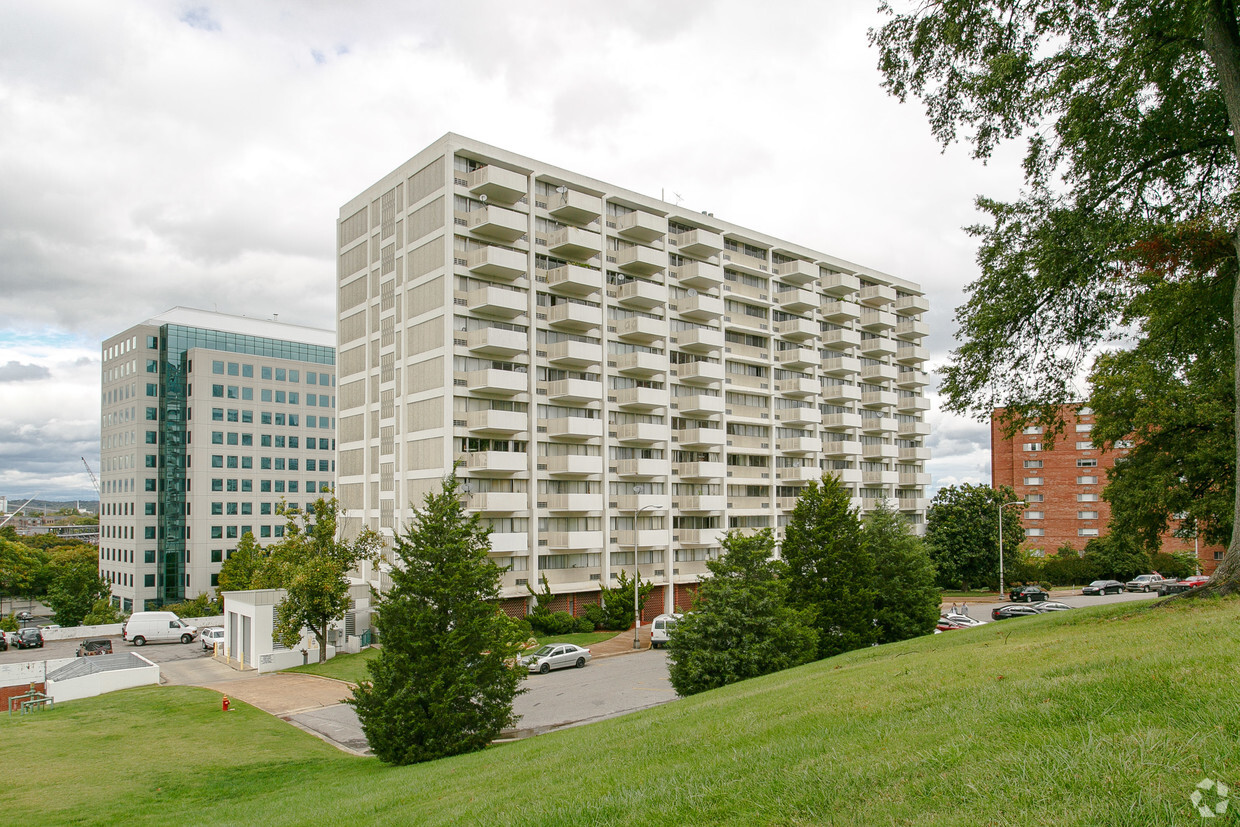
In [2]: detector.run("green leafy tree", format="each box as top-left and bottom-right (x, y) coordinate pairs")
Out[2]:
(265, 498), (381, 663)
(870, 0), (1240, 593)
(597, 568), (655, 631)
(667, 529), (817, 696)
(216, 531), (266, 593)
(0, 613), (17, 633)
(350, 473), (524, 765)
(0, 538), (50, 607)
(161, 592), (222, 619)
(781, 476), (876, 659)
(82, 598), (125, 626)
(1082, 534), (1151, 582)
(925, 485), (1023, 592)
(46, 544), (110, 627)
(863, 503), (940, 644)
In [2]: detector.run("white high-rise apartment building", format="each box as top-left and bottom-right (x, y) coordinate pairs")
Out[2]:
(99, 308), (336, 612)
(337, 134), (930, 619)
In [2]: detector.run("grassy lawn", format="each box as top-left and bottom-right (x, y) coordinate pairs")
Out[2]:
(5, 598), (1240, 825)
(284, 646), (380, 684)
(523, 630), (620, 650)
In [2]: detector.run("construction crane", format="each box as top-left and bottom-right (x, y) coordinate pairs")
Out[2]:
(82, 457), (101, 500)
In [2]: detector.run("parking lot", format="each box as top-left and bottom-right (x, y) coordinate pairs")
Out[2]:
(0, 630), (215, 665)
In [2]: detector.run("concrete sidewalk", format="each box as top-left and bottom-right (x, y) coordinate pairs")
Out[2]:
(588, 626), (651, 658)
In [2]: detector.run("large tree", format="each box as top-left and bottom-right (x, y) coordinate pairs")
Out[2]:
(667, 529), (817, 696)
(216, 531), (266, 593)
(350, 473), (524, 765)
(864, 503), (941, 643)
(871, 0), (1240, 594)
(781, 476), (876, 659)
(45, 543), (110, 627)
(265, 498), (381, 663)
(925, 484), (1024, 592)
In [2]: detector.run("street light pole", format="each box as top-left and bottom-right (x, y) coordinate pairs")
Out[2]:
(633, 499), (660, 650)
(998, 500), (1026, 598)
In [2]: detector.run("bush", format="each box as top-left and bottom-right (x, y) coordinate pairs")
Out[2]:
(583, 603), (608, 630)
(1151, 551), (1196, 580)
(574, 615), (594, 633)
(529, 611), (577, 636)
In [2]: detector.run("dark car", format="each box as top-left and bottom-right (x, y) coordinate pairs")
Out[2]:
(15, 628), (43, 649)
(16, 610), (33, 622)
(992, 604), (1043, 620)
(0, 632), (7, 651)
(1009, 585), (1050, 603)
(1082, 579), (1126, 595)
(1031, 601), (1073, 613)
(76, 639), (114, 657)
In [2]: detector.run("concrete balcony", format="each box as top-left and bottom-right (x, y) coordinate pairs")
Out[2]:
(546, 301), (602, 332)
(615, 315), (667, 343)
(777, 437), (821, 454)
(466, 409), (527, 434)
(612, 386), (663, 411)
(896, 369), (928, 388)
(899, 472), (932, 487)
(779, 407), (820, 426)
(860, 337), (897, 358)
(821, 300), (860, 322)
(467, 326), (526, 357)
(863, 470), (901, 486)
(616, 458), (665, 478)
(675, 360), (725, 385)
(723, 310), (768, 334)
(895, 319), (930, 340)
(673, 259), (724, 290)
(776, 347), (817, 370)
(544, 530), (605, 550)
(821, 384), (861, 404)
(616, 245), (668, 275)
(825, 467), (862, 485)
(678, 326), (724, 353)
(821, 355), (862, 376)
(899, 446), (932, 462)
(544, 493), (601, 513)
(466, 369), (527, 396)
(778, 376), (817, 397)
(675, 461), (725, 480)
(775, 287), (816, 313)
(861, 442), (899, 461)
(675, 293), (724, 321)
(862, 390), (899, 408)
(860, 309), (897, 331)
(545, 264), (602, 296)
(614, 350), (664, 377)
(545, 340), (602, 368)
(545, 416), (603, 441)
(822, 412), (863, 429)
(859, 284), (898, 307)
(467, 165), (527, 204)
(727, 497), (770, 511)
(776, 317), (817, 341)
(615, 494), (665, 511)
(676, 495), (727, 512)
(898, 497), (929, 512)
(676, 528), (722, 546)
(470, 491), (527, 512)
(822, 440), (862, 458)
(896, 343), (929, 364)
(861, 416), (899, 434)
(676, 427), (725, 448)
(545, 188), (602, 224)
(895, 294), (931, 315)
(674, 228), (724, 257)
(547, 226), (602, 260)
(821, 328), (861, 351)
(614, 530), (666, 548)
(467, 205), (526, 242)
(898, 395), (931, 413)
(899, 421), (932, 438)
(548, 378), (602, 404)
(775, 259), (818, 285)
(778, 465), (820, 483)
(615, 279), (667, 309)
(862, 364), (899, 383)
(489, 531), (528, 553)
(464, 451), (526, 475)
(616, 211), (667, 242)
(468, 245), (527, 280)
(467, 286), (526, 319)
(616, 422), (669, 444)
(676, 393), (725, 417)
(546, 454), (603, 476)
(821, 271), (861, 297)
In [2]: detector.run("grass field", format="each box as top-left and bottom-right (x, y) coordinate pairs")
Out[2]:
(4, 598), (1239, 825)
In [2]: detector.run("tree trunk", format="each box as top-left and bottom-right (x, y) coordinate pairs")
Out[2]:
(317, 619), (328, 663)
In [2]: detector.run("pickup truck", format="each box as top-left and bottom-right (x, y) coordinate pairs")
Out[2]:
(1126, 574), (1169, 592)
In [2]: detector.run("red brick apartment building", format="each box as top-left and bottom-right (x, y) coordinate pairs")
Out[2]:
(991, 405), (1220, 574)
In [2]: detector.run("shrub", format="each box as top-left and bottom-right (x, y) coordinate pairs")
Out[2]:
(574, 615), (594, 633)
(583, 603), (608, 630)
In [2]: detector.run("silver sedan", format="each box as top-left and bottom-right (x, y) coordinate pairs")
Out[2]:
(522, 643), (592, 674)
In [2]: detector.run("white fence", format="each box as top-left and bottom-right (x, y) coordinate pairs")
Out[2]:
(28, 615), (224, 642)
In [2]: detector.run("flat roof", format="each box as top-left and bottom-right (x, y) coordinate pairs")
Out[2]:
(145, 307), (334, 349)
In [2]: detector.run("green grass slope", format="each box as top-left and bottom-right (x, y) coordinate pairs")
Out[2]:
(4, 598), (1238, 826)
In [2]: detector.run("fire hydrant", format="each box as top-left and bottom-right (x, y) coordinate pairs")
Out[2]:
(222, 696), (230, 712)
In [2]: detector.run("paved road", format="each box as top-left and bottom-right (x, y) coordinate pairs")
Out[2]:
(945, 587), (1160, 622)
(0, 632), (211, 664)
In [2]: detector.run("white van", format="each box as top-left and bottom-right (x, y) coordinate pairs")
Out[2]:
(122, 611), (198, 646)
(650, 613), (682, 649)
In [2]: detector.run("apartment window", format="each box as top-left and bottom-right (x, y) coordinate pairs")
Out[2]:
(211, 502), (223, 515)
(1077, 493), (1099, 502)
(145, 479), (157, 492)
(213, 384), (224, 397)
(1025, 528), (1045, 537)
(1023, 460), (1043, 469)
(211, 527), (223, 539)
(1076, 423), (1092, 432)
(145, 431), (158, 444)
(1025, 511), (1044, 520)
(146, 407), (158, 420)
(145, 455), (157, 468)
(1078, 476), (1098, 485)
(212, 431), (224, 444)
(144, 574), (155, 588)
(1022, 426), (1043, 435)
(1023, 477), (1044, 486)
(211, 455), (224, 468)
(144, 503), (156, 515)
(212, 408), (224, 421)
(1026, 494), (1044, 503)
(1076, 441), (1093, 450)
(260, 526), (272, 538)
(144, 550), (155, 564)
(1078, 528), (1100, 537)
(144, 526), (155, 539)
(1077, 458), (1097, 467)
(211, 550), (223, 563)
(1078, 511), (1099, 520)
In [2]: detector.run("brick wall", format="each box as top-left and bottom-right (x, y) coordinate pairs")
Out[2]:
(1, 682), (46, 710)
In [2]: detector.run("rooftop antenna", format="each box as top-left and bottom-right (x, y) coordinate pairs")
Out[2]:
(273, 313), (279, 323)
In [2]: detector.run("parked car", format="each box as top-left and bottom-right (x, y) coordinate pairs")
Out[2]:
(1126, 574), (1169, 592)
(520, 643), (592, 674)
(39, 624), (61, 636)
(1009, 585), (1050, 603)
(0, 632), (7, 651)
(201, 627), (225, 651)
(1082, 580), (1126, 595)
(992, 604), (1043, 621)
(937, 611), (987, 631)
(1157, 575), (1211, 596)
(76, 639), (114, 657)
(16, 610), (34, 622)
(1031, 602), (1073, 613)
(15, 628), (43, 649)
(1182, 575), (1211, 588)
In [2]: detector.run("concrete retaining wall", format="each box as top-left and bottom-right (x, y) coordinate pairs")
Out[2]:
(34, 615), (224, 642)
(0, 657), (76, 687)
(45, 656), (160, 703)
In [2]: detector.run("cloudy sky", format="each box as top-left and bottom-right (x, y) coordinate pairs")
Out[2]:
(0, 1), (1031, 502)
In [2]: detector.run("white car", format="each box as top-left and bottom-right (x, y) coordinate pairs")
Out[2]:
(201, 627), (225, 651)
(521, 643), (591, 674)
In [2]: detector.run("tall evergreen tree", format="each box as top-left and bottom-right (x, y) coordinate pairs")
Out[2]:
(863, 503), (939, 644)
(350, 473), (525, 765)
(925, 484), (1024, 591)
(667, 529), (816, 696)
(781, 476), (876, 659)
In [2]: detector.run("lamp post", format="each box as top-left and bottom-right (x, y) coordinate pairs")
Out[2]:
(633, 498), (661, 650)
(998, 500), (1026, 598)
